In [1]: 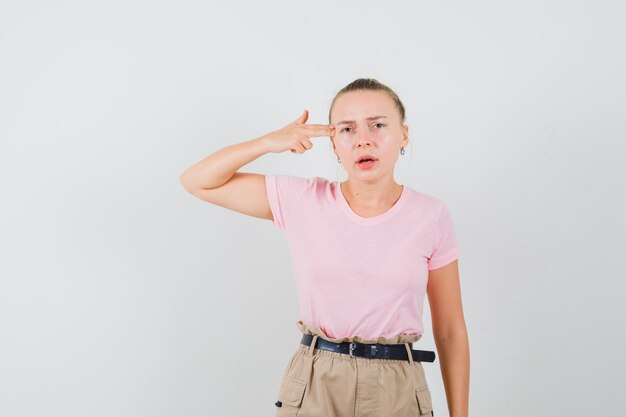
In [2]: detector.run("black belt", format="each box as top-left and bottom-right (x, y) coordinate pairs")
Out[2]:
(300, 333), (436, 362)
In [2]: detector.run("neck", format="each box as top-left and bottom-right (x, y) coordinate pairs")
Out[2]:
(341, 180), (403, 208)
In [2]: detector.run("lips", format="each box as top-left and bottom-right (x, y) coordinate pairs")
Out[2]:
(356, 154), (378, 163)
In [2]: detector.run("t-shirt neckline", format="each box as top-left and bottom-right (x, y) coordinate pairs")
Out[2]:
(336, 181), (408, 225)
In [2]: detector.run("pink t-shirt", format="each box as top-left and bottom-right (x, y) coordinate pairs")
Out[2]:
(265, 175), (459, 341)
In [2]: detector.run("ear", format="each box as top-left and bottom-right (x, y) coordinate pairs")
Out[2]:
(402, 124), (409, 147)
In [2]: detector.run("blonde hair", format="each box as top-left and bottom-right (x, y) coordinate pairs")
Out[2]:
(328, 78), (406, 126)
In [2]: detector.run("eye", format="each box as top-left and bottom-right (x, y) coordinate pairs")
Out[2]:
(341, 123), (383, 133)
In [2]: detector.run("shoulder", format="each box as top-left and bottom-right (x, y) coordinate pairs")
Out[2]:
(266, 174), (327, 188)
(265, 174), (332, 198)
(404, 186), (446, 212)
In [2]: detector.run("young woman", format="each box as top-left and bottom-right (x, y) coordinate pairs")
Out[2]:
(180, 78), (470, 417)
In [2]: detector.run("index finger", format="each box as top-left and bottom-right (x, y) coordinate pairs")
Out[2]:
(301, 124), (335, 136)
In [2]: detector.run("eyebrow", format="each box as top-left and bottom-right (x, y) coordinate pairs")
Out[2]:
(335, 115), (388, 126)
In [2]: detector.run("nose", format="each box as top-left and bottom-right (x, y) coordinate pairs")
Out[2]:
(356, 132), (372, 148)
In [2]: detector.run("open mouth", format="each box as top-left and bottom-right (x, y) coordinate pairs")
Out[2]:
(356, 154), (378, 164)
(356, 157), (378, 169)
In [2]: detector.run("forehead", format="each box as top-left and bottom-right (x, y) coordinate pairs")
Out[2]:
(331, 90), (395, 124)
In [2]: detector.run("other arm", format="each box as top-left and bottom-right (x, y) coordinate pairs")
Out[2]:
(427, 259), (470, 417)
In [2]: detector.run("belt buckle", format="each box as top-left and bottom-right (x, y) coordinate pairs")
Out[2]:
(349, 342), (357, 357)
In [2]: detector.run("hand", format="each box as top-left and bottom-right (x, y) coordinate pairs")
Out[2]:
(260, 109), (335, 154)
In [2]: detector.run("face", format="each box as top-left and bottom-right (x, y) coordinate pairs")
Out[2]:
(330, 90), (408, 181)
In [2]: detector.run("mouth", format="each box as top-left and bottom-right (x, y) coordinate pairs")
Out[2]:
(355, 156), (378, 169)
(355, 154), (378, 164)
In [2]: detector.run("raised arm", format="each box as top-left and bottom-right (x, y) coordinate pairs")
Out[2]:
(179, 137), (275, 220)
(179, 109), (334, 221)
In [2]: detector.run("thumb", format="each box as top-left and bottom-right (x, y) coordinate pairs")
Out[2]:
(292, 109), (308, 125)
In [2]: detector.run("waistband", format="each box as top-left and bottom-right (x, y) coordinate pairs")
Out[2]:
(300, 333), (436, 363)
(296, 320), (423, 345)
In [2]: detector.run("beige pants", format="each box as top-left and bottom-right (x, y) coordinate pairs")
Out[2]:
(275, 320), (434, 417)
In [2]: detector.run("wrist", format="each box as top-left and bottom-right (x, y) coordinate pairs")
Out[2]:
(251, 135), (270, 154)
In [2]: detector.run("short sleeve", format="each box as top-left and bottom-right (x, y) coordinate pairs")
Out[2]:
(427, 200), (460, 270)
(265, 174), (285, 229)
(264, 174), (311, 231)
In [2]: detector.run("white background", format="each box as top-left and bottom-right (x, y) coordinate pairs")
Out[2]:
(1, 1), (625, 416)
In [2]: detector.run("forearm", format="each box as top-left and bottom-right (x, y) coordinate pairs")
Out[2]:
(179, 136), (270, 190)
(434, 330), (470, 417)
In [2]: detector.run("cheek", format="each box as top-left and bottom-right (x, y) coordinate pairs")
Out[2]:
(372, 129), (387, 139)
(336, 141), (352, 152)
